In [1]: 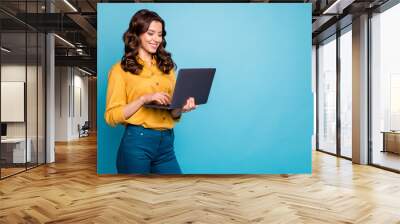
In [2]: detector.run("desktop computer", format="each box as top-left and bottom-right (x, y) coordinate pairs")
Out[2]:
(1, 123), (7, 140)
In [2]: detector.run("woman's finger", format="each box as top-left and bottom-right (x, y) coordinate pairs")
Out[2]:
(183, 103), (190, 112)
(156, 93), (165, 105)
(188, 98), (193, 108)
(184, 100), (188, 108)
(162, 95), (169, 105)
(155, 95), (163, 105)
(164, 94), (171, 105)
(155, 98), (163, 105)
(162, 92), (171, 103)
(190, 97), (195, 109)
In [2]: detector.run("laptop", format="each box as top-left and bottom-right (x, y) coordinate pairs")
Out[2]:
(144, 68), (216, 110)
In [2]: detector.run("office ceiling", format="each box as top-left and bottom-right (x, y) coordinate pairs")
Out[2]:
(0, 0), (393, 75)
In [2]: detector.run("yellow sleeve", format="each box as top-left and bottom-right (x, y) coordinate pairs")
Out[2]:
(104, 65), (126, 126)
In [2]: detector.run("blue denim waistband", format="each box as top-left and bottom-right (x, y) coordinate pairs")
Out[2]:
(126, 124), (173, 135)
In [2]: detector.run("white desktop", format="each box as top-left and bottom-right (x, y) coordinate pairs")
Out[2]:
(1, 123), (32, 163)
(1, 138), (32, 163)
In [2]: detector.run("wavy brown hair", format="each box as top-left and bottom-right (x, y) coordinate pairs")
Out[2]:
(121, 9), (175, 75)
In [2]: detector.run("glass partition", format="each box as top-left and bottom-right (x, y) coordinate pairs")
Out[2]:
(1, 30), (28, 177)
(0, 0), (46, 179)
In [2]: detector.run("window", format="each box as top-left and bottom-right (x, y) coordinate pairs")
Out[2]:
(371, 2), (400, 171)
(317, 35), (337, 154)
(339, 27), (352, 158)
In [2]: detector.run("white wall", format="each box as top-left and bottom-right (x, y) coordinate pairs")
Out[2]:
(72, 72), (89, 138)
(54, 67), (89, 141)
(55, 66), (69, 141)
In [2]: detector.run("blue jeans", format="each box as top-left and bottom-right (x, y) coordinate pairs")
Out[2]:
(116, 125), (182, 174)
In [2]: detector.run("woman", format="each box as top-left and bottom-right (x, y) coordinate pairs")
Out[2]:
(104, 9), (196, 174)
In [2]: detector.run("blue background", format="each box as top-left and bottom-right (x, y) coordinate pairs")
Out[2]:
(97, 3), (312, 174)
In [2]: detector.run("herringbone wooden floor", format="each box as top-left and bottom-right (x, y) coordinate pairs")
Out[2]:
(1, 135), (400, 224)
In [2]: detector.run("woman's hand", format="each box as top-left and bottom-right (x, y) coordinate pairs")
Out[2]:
(123, 92), (170, 120)
(171, 97), (197, 119)
(140, 92), (170, 105)
(181, 97), (197, 112)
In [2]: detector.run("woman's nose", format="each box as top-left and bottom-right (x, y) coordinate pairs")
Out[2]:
(153, 37), (161, 43)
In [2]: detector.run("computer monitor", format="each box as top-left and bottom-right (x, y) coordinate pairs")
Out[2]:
(1, 123), (7, 137)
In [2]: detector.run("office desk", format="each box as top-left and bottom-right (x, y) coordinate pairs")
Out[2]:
(381, 131), (400, 154)
(1, 138), (32, 163)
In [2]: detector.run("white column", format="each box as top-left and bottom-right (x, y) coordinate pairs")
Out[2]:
(46, 33), (55, 163)
(352, 14), (369, 164)
(45, 1), (55, 163)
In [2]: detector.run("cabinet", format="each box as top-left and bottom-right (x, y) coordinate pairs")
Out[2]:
(382, 132), (400, 154)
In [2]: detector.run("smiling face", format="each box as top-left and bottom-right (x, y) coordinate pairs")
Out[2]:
(139, 21), (163, 54)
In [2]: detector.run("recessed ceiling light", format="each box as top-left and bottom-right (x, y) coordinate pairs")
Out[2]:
(54, 34), (75, 48)
(77, 67), (93, 76)
(1, 47), (11, 53)
(322, 0), (354, 15)
(63, 0), (78, 12)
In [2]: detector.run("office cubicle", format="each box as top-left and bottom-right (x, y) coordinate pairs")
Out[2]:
(0, 1), (46, 179)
